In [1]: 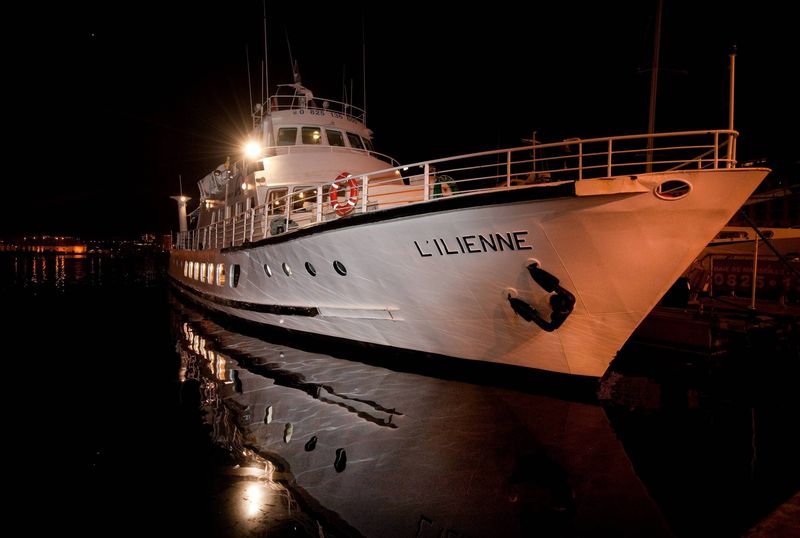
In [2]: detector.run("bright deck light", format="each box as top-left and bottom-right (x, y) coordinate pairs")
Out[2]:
(244, 141), (261, 159)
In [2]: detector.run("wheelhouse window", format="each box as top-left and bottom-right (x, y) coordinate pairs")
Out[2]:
(291, 186), (316, 211)
(346, 132), (364, 149)
(326, 129), (345, 147)
(362, 137), (374, 151)
(268, 188), (288, 215)
(277, 127), (297, 146)
(301, 127), (322, 145)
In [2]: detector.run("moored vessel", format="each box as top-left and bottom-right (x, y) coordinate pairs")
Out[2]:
(169, 80), (768, 377)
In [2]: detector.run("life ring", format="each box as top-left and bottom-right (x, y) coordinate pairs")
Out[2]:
(432, 174), (458, 198)
(329, 172), (359, 216)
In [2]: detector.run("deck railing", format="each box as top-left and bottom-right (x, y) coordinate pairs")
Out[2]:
(175, 130), (738, 251)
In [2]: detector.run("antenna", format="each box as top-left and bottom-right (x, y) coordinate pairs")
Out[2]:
(362, 12), (367, 122)
(179, 174), (183, 197)
(285, 28), (295, 77)
(246, 45), (254, 125)
(268, 0), (274, 105)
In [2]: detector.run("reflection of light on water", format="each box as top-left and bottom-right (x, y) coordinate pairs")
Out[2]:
(180, 322), (233, 383)
(55, 255), (65, 289)
(243, 483), (265, 518)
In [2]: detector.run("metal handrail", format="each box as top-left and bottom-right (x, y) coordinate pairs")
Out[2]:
(175, 130), (739, 250)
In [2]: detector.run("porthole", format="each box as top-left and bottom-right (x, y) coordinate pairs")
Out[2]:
(654, 179), (692, 201)
(305, 262), (317, 276)
(230, 264), (240, 287)
(264, 264), (272, 277)
(333, 260), (347, 276)
(282, 263), (293, 276)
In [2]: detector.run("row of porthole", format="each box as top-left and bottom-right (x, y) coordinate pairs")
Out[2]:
(264, 260), (348, 278)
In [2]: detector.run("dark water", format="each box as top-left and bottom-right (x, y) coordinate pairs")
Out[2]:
(2, 252), (798, 537)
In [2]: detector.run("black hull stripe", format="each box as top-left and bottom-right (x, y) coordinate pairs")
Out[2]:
(169, 287), (602, 401)
(171, 277), (319, 316)
(219, 181), (577, 252)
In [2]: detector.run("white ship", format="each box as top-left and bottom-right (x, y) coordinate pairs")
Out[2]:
(169, 79), (768, 377)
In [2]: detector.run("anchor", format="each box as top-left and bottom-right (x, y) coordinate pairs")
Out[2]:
(508, 262), (576, 332)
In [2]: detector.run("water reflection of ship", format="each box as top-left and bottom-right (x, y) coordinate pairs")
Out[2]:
(171, 293), (670, 537)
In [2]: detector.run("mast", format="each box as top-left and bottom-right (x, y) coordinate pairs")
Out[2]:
(727, 46), (736, 167)
(645, 0), (663, 173)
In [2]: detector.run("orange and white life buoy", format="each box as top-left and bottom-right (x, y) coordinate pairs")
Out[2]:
(329, 172), (359, 217)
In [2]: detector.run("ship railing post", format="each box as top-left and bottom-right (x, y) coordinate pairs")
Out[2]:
(578, 142), (583, 180)
(607, 139), (613, 177)
(222, 217), (227, 248)
(506, 150), (511, 188)
(750, 235), (758, 309)
(361, 175), (369, 213)
(713, 131), (719, 169)
(249, 209), (255, 242)
(316, 186), (323, 223)
(423, 163), (430, 201)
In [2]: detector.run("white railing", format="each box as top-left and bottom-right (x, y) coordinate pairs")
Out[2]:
(175, 130), (738, 251)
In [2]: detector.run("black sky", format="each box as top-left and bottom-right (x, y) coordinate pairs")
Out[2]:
(8, 1), (797, 238)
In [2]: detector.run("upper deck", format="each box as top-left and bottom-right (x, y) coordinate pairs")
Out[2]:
(176, 129), (743, 251)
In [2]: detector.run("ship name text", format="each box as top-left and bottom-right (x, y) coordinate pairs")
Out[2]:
(414, 231), (532, 257)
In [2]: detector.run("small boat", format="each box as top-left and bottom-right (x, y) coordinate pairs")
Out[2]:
(169, 78), (768, 377)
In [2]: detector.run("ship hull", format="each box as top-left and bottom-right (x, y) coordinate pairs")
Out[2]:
(169, 168), (767, 377)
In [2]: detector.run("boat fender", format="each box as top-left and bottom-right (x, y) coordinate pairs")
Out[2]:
(329, 172), (359, 217)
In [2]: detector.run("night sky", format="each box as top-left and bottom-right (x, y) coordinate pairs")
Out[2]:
(9, 2), (797, 238)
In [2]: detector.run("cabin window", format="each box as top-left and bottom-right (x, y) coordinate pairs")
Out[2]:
(183, 260), (189, 277)
(291, 186), (316, 211)
(346, 132), (364, 149)
(216, 264), (226, 286)
(200, 263), (207, 283)
(326, 129), (345, 147)
(268, 188), (288, 215)
(235, 202), (243, 215)
(277, 127), (297, 146)
(229, 264), (241, 288)
(207, 263), (214, 283)
(301, 127), (322, 145)
(193, 262), (200, 280)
